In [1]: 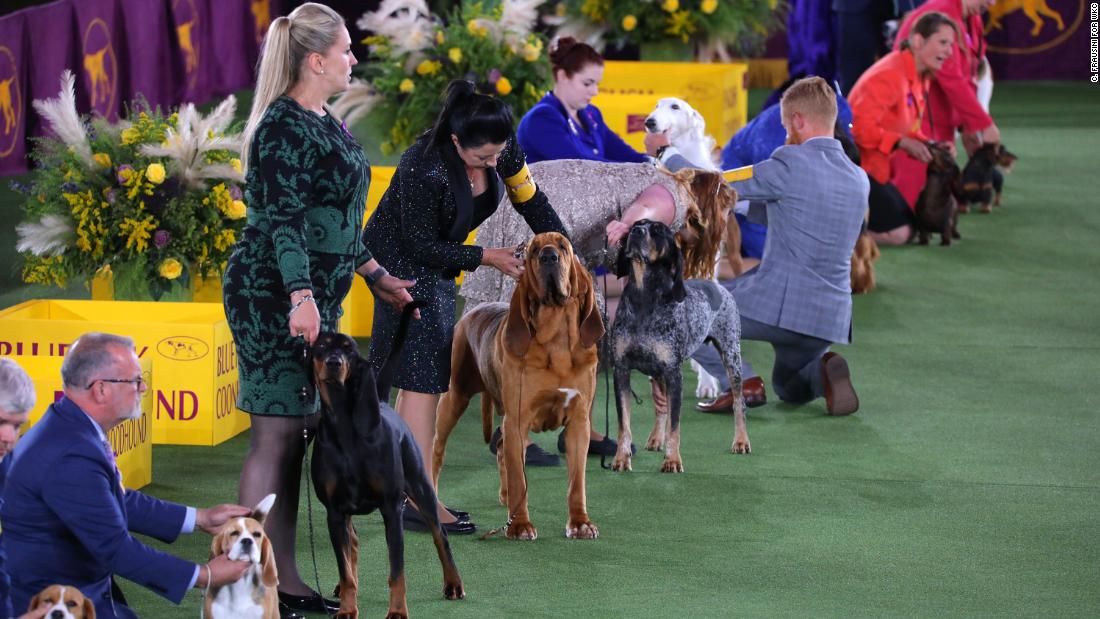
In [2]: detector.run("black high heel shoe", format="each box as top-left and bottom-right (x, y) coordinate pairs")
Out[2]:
(402, 500), (477, 535)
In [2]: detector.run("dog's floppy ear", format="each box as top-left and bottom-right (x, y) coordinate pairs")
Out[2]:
(82, 594), (97, 619)
(690, 107), (705, 135)
(570, 256), (605, 348)
(504, 274), (533, 357)
(27, 590), (45, 613)
(208, 528), (226, 560)
(259, 533), (279, 588)
(666, 235), (687, 303)
(252, 493), (276, 525)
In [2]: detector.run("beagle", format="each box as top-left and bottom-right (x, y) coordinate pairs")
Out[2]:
(27, 585), (95, 619)
(203, 494), (278, 619)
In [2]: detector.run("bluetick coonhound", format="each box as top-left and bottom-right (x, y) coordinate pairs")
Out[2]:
(610, 220), (750, 473)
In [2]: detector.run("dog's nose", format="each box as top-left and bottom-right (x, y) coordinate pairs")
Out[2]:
(644, 117), (657, 130)
(538, 247), (559, 264)
(325, 355), (342, 368)
(51, 612), (65, 619)
(240, 537), (253, 548)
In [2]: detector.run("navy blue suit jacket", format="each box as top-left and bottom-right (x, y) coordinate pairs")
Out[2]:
(0, 397), (196, 619)
(1, 455), (11, 619)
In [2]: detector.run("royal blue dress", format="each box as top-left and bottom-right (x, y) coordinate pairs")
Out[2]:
(517, 92), (649, 165)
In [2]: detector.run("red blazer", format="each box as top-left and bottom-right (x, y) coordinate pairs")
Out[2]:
(849, 49), (928, 185)
(895, 0), (993, 140)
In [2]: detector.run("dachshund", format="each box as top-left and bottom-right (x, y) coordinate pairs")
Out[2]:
(309, 301), (464, 618)
(204, 494), (279, 619)
(961, 143), (1018, 213)
(610, 220), (750, 474)
(915, 143), (963, 246)
(434, 232), (604, 541)
(27, 585), (95, 619)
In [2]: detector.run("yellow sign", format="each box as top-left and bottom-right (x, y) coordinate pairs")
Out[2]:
(722, 165), (754, 183)
(592, 60), (749, 154)
(0, 300), (250, 446)
(6, 355), (153, 490)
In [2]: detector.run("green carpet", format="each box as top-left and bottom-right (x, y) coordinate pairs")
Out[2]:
(3, 82), (1099, 617)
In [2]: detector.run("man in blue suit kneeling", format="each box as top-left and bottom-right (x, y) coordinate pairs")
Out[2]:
(1, 332), (251, 618)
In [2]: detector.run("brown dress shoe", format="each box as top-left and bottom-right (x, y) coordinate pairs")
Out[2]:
(742, 376), (767, 408)
(696, 389), (735, 413)
(821, 352), (859, 415)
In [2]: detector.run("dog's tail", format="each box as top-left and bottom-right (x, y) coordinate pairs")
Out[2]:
(375, 300), (426, 401)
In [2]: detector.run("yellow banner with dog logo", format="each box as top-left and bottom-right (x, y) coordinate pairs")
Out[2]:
(6, 355), (153, 490)
(0, 300), (249, 446)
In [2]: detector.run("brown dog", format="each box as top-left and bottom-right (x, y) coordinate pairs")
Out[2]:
(850, 231), (880, 294)
(915, 143), (962, 246)
(433, 232), (604, 541)
(28, 585), (95, 619)
(204, 494), (279, 619)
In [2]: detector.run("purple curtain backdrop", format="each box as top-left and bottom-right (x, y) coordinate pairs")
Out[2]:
(985, 0), (1089, 80)
(0, 0), (284, 177)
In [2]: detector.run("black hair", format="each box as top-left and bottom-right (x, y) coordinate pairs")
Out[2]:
(427, 79), (514, 150)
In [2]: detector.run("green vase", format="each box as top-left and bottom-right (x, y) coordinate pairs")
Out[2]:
(638, 40), (695, 62)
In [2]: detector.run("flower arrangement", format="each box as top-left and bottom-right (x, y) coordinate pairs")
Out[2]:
(333, 0), (552, 156)
(15, 71), (246, 300)
(549, 0), (785, 61)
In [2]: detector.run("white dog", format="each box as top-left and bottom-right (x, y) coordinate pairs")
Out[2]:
(645, 97), (718, 171)
(646, 97), (724, 398)
(204, 494), (279, 619)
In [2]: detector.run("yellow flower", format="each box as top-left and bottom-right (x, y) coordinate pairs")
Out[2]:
(580, 0), (610, 21)
(416, 59), (441, 76)
(665, 10), (696, 41)
(556, 2), (567, 17)
(145, 163), (166, 184)
(214, 229), (237, 252)
(622, 15), (638, 31)
(230, 158), (242, 173)
(662, 0), (679, 12)
(93, 152), (111, 168)
(228, 199), (247, 220)
(159, 258), (183, 280)
(702, 0), (718, 13)
(399, 78), (415, 93)
(120, 127), (141, 145)
(435, 30), (444, 45)
(448, 47), (462, 63)
(768, 0), (777, 8)
(466, 19), (487, 37)
(119, 216), (157, 253)
(496, 77), (513, 96)
(522, 43), (540, 62)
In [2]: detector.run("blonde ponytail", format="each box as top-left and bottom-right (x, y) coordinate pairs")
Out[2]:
(240, 3), (344, 170)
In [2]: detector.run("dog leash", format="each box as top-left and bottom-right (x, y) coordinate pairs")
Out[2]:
(298, 338), (336, 619)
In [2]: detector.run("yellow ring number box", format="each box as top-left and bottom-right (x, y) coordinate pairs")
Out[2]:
(5, 355), (153, 490)
(0, 300), (249, 446)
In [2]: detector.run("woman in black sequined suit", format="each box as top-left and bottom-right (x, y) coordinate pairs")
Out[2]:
(364, 81), (566, 532)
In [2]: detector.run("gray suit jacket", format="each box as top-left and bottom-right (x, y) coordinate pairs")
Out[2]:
(667, 137), (869, 343)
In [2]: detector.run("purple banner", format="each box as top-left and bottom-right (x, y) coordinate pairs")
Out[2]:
(0, 0), (283, 177)
(985, 0), (1089, 80)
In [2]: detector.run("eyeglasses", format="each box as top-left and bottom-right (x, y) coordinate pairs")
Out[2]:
(87, 376), (146, 390)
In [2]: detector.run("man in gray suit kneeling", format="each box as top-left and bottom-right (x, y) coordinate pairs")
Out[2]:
(650, 76), (869, 415)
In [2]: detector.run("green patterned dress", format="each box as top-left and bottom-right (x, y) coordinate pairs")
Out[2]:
(223, 96), (371, 416)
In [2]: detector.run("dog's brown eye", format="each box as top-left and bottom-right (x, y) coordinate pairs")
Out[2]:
(253, 532), (263, 539)
(67, 601), (78, 608)
(671, 104), (680, 110)
(229, 530), (240, 537)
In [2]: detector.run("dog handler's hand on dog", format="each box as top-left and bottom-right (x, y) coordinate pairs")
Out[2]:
(17, 607), (50, 619)
(288, 288), (320, 344)
(896, 137), (932, 163)
(483, 247), (525, 279)
(196, 503), (253, 534)
(644, 130), (670, 157)
(196, 554), (252, 588)
(606, 219), (631, 246)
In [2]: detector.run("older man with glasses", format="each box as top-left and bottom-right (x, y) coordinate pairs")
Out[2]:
(1, 333), (254, 619)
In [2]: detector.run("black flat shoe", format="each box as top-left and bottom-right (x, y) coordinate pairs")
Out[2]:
(558, 430), (636, 456)
(446, 506), (470, 521)
(277, 602), (305, 619)
(278, 591), (339, 614)
(403, 503), (478, 535)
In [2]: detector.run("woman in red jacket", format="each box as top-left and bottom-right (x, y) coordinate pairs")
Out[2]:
(849, 11), (958, 245)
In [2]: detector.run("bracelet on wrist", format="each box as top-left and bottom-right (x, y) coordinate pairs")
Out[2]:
(287, 294), (315, 318)
(364, 266), (388, 287)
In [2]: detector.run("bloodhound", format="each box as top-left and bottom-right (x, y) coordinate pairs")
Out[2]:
(433, 232), (604, 541)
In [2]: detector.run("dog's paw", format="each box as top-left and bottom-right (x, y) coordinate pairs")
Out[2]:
(384, 611), (407, 619)
(506, 520), (538, 541)
(611, 453), (632, 471)
(337, 607), (360, 619)
(731, 435), (752, 454)
(566, 520), (599, 540)
(644, 433), (665, 452)
(694, 363), (720, 399)
(660, 457), (684, 473)
(443, 580), (466, 600)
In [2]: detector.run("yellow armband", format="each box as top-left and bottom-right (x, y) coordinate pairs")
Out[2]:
(722, 165), (753, 183)
(504, 164), (536, 203)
